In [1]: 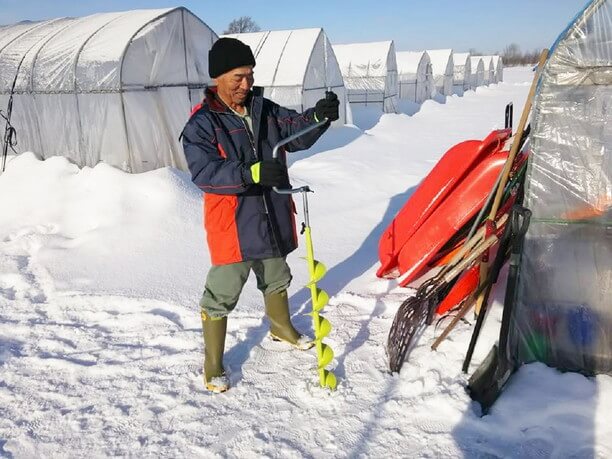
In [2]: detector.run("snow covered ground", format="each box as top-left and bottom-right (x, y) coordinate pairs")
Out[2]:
(1, 67), (611, 457)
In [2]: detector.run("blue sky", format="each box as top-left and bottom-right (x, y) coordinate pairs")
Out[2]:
(0, 0), (589, 53)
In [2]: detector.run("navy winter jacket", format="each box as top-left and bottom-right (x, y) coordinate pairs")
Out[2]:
(182, 86), (329, 265)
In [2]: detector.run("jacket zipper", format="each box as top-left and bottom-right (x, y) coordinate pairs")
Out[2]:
(241, 117), (271, 215)
(239, 106), (282, 256)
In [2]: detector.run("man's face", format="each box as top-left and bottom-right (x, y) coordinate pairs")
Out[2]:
(215, 66), (254, 107)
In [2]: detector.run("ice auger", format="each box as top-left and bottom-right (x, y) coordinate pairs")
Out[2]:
(272, 118), (337, 390)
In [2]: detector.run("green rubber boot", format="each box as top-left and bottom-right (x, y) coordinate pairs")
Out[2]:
(264, 291), (314, 350)
(201, 312), (229, 393)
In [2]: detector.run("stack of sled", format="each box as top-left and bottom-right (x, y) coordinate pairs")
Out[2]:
(379, 98), (534, 373)
(379, 46), (547, 377)
(380, 0), (612, 415)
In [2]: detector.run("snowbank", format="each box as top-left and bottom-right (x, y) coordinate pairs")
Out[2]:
(2, 67), (611, 457)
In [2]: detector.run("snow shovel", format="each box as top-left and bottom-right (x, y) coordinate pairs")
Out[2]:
(467, 205), (532, 414)
(272, 116), (337, 390)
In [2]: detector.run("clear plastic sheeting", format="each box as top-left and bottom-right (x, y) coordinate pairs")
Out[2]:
(510, 0), (612, 375)
(396, 51), (434, 103)
(333, 41), (399, 113)
(452, 52), (472, 93)
(426, 49), (454, 96)
(223, 28), (349, 126)
(0, 8), (217, 173)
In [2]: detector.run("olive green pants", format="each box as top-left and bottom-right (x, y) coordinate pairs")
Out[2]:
(200, 257), (292, 318)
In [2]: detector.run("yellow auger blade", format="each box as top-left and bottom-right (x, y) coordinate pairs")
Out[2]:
(304, 259), (327, 286)
(314, 315), (332, 339)
(302, 224), (336, 389)
(322, 369), (337, 390)
(311, 288), (329, 312)
(318, 343), (335, 368)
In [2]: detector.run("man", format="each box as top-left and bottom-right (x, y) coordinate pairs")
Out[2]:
(182, 37), (340, 393)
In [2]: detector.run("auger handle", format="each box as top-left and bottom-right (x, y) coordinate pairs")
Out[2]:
(272, 119), (328, 195)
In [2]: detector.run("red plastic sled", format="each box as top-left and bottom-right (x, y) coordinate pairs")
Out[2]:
(377, 129), (511, 279)
(432, 205), (512, 316)
(396, 151), (509, 287)
(436, 264), (481, 315)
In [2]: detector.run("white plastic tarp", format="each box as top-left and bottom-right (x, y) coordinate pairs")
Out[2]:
(333, 40), (399, 113)
(0, 8), (217, 173)
(223, 28), (349, 125)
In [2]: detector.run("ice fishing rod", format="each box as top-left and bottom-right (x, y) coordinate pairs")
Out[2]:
(272, 111), (337, 390)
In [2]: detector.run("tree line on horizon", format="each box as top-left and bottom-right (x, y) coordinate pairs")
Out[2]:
(466, 43), (543, 66)
(224, 17), (541, 67)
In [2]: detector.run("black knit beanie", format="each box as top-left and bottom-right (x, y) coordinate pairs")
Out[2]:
(208, 37), (256, 78)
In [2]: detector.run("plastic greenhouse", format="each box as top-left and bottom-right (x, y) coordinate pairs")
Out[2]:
(396, 50), (433, 103)
(480, 56), (496, 85)
(332, 41), (399, 113)
(223, 28), (349, 126)
(426, 49), (454, 96)
(491, 56), (504, 83)
(509, 0), (611, 376)
(452, 52), (472, 93)
(469, 56), (485, 88)
(0, 7), (217, 173)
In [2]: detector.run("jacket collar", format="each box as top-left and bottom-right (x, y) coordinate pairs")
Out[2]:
(205, 86), (264, 114)
(203, 86), (264, 149)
